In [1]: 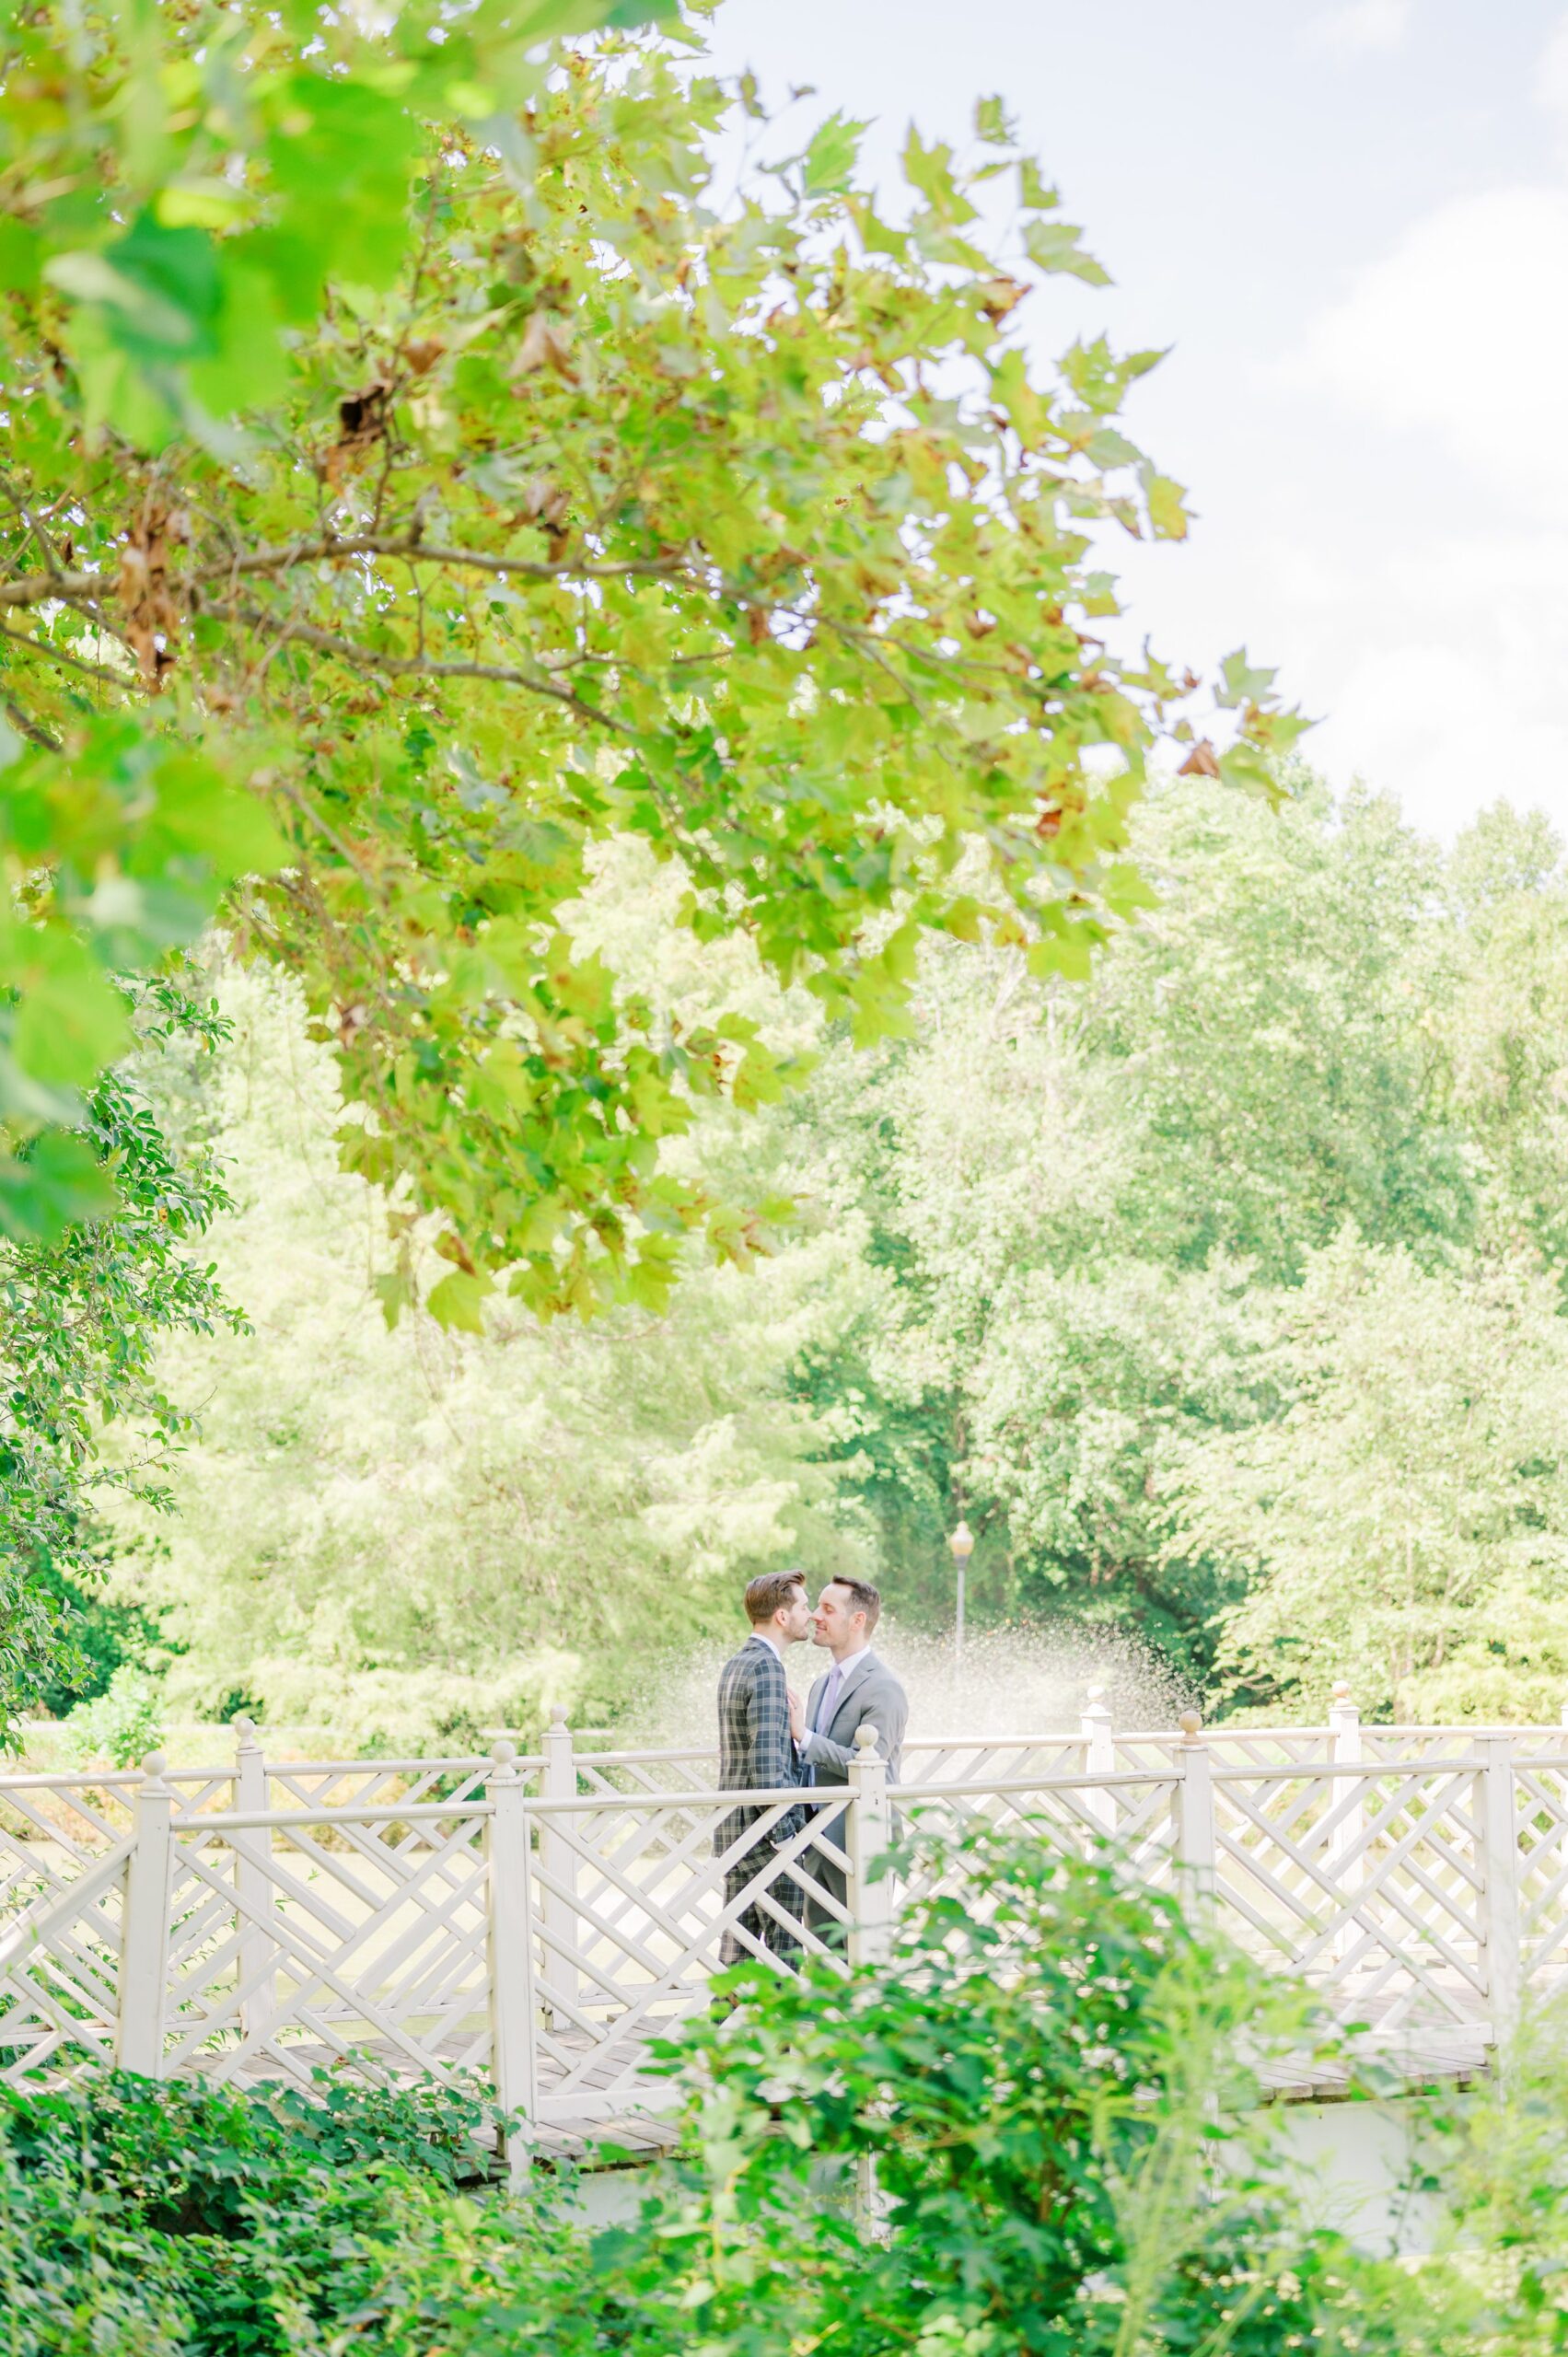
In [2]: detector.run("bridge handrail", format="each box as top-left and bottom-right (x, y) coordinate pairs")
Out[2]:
(4, 1696), (1565, 2169)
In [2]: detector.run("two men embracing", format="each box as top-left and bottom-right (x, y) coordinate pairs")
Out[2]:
(714, 1568), (908, 1964)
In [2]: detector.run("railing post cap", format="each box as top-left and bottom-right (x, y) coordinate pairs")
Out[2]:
(549, 1704), (569, 1728)
(1331, 1679), (1352, 1702)
(1178, 1710), (1203, 1744)
(854, 1723), (881, 1755)
(139, 1750), (170, 1790)
(1086, 1682), (1107, 1704)
(232, 1713), (257, 1737)
(490, 1738), (518, 1774)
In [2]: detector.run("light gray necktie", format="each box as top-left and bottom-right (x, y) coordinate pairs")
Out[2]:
(816, 1661), (843, 1735)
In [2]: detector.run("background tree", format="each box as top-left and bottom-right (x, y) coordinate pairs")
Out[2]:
(0, 981), (242, 1741)
(87, 776), (1568, 1740)
(1184, 1237), (1568, 1718)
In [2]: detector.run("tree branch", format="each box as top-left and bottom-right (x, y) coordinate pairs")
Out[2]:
(0, 620), (129, 687)
(3, 694), (59, 751)
(0, 536), (691, 613)
(228, 606), (633, 735)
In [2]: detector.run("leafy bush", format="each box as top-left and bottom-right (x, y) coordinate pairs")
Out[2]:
(63, 1665), (166, 1769)
(0, 2071), (497, 2356)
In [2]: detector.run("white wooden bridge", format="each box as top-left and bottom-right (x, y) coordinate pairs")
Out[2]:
(3, 1690), (1567, 2162)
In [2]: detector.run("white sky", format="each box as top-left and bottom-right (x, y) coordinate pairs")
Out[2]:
(703, 0), (1568, 840)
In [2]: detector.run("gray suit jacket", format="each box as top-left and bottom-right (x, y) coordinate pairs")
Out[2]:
(799, 1649), (907, 1789)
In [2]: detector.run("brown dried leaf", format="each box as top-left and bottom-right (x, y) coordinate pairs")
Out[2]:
(1178, 737), (1221, 779)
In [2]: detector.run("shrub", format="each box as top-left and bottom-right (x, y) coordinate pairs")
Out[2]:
(0, 2071), (497, 2356)
(63, 1666), (166, 1769)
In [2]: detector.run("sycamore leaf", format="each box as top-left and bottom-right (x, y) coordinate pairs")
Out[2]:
(1022, 218), (1111, 286)
(426, 1269), (494, 1334)
(1018, 157), (1059, 211)
(370, 1270), (412, 1329)
(1141, 464), (1190, 541)
(802, 111), (869, 198)
(974, 95), (1016, 145)
(1216, 648), (1280, 710)
(12, 949), (131, 1088)
(1178, 738), (1221, 780)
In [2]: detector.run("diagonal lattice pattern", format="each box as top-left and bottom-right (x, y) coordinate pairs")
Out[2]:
(1211, 1762), (1486, 2031)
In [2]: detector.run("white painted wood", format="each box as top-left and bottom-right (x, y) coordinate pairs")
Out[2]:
(231, 1717), (276, 2041)
(486, 1741), (539, 2183)
(1080, 1686), (1115, 1836)
(116, 1752), (174, 2077)
(540, 1708), (580, 2026)
(1174, 1714), (1215, 1931)
(1478, 1734), (1522, 2049)
(5, 1713), (1568, 2128)
(1328, 1683), (1364, 1962)
(847, 1725), (892, 1968)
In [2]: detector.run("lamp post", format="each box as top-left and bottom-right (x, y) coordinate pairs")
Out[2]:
(949, 1518), (974, 1664)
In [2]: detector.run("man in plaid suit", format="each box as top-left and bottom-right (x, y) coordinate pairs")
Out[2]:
(715, 1571), (813, 1966)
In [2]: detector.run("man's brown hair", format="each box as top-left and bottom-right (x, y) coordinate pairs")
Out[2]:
(744, 1571), (807, 1628)
(826, 1575), (882, 1634)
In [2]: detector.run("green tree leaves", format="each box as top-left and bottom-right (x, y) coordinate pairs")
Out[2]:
(0, 980), (245, 1739)
(0, 1), (1301, 1316)
(0, 717), (285, 1237)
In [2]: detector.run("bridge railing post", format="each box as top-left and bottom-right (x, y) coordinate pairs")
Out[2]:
(232, 1714), (275, 2042)
(116, 1751), (173, 2077)
(1327, 1681), (1364, 1962)
(540, 1707), (579, 2027)
(846, 1724), (892, 1968)
(1173, 1713), (1215, 1933)
(1080, 1684), (1115, 1840)
(486, 1740), (540, 2184)
(845, 1726), (893, 2237)
(1477, 1732), (1521, 2049)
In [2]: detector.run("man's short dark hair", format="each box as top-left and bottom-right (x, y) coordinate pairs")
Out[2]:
(744, 1571), (807, 1628)
(825, 1575), (881, 1634)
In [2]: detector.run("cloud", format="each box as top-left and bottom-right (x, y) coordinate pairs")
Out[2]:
(1274, 530), (1568, 834)
(1268, 163), (1568, 830)
(1291, 184), (1568, 516)
(1303, 0), (1413, 60)
(1537, 10), (1568, 153)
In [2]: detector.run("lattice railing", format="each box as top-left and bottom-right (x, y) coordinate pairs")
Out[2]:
(524, 1781), (856, 2131)
(1209, 1756), (1493, 2031)
(6, 1695), (1568, 2160)
(896, 1763), (1181, 1933)
(159, 1791), (496, 2093)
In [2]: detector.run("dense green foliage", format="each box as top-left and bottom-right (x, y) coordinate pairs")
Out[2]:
(9, 1814), (1568, 2357)
(70, 781), (1568, 1741)
(0, 979), (241, 1743)
(0, 2069), (496, 2354)
(0, 0), (1298, 1301)
(8, 4), (1568, 1742)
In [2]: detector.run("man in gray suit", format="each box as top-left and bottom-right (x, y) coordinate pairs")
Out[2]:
(787, 1575), (908, 1938)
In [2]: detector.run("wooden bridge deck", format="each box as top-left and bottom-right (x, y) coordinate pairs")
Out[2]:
(230, 1974), (1506, 2162)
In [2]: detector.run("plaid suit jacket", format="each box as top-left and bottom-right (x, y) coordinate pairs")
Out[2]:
(714, 1634), (803, 1856)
